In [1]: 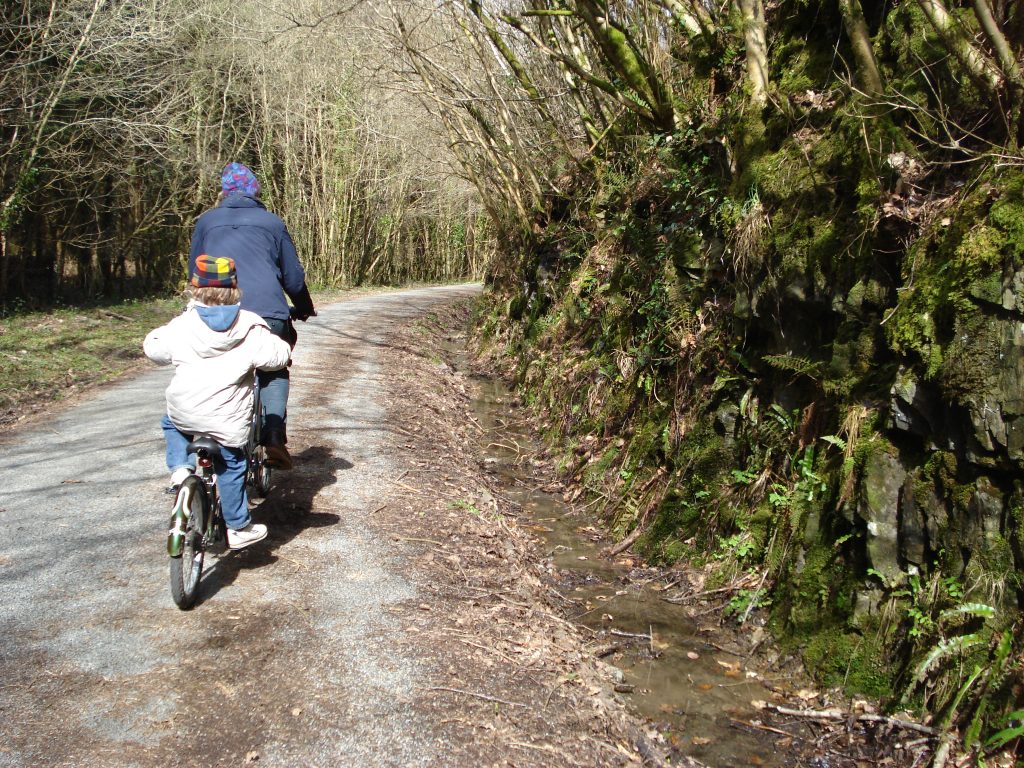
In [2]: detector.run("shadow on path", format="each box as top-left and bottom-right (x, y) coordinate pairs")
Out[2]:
(191, 445), (351, 605)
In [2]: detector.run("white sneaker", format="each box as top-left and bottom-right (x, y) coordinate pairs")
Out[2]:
(166, 466), (194, 494)
(227, 523), (268, 550)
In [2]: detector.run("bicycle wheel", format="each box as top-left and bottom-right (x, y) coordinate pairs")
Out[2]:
(169, 475), (208, 610)
(250, 445), (273, 497)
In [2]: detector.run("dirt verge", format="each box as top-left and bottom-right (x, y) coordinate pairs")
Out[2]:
(375, 302), (692, 767)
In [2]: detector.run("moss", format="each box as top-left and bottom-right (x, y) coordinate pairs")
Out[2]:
(783, 543), (839, 629)
(936, 312), (1000, 401)
(924, 451), (973, 512)
(988, 177), (1024, 257)
(802, 626), (894, 698)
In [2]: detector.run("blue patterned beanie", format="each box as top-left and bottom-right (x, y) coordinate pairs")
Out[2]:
(220, 162), (260, 196)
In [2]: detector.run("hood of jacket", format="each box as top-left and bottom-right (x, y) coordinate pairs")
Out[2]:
(184, 302), (257, 358)
(195, 302), (241, 332)
(219, 193), (267, 212)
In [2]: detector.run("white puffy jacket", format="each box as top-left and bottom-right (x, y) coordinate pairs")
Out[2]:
(144, 304), (291, 447)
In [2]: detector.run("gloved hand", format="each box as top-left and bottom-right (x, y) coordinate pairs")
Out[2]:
(289, 285), (316, 322)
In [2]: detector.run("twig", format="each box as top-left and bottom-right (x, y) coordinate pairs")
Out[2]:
(455, 637), (519, 665)
(730, 718), (793, 737)
(394, 536), (444, 546)
(422, 686), (529, 708)
(706, 641), (744, 657)
(657, 575), (687, 592)
(740, 568), (770, 624)
(765, 704), (937, 736)
(610, 629), (652, 641)
(278, 555), (308, 569)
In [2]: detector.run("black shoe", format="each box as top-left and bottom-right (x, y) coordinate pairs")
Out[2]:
(165, 484), (180, 495)
(265, 444), (293, 470)
(263, 428), (293, 470)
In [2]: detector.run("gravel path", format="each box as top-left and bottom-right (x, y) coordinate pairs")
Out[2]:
(0, 284), (482, 767)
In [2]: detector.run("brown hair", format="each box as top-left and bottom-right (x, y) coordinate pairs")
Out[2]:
(186, 284), (242, 306)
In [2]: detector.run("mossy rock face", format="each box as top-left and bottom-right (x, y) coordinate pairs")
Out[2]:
(965, 477), (1006, 552)
(889, 366), (940, 441)
(857, 448), (905, 584)
(802, 626), (894, 699)
(899, 472), (928, 567)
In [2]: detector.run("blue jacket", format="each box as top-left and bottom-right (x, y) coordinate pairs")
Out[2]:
(189, 195), (314, 321)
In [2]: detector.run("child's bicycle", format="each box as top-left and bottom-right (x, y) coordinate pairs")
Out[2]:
(167, 380), (272, 610)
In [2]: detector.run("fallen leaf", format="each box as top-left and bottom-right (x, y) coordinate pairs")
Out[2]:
(751, 699), (767, 710)
(796, 688), (819, 701)
(245, 751), (259, 763)
(697, 683), (714, 691)
(291, 707), (302, 717)
(686, 651), (700, 660)
(691, 736), (711, 746)
(716, 659), (740, 671)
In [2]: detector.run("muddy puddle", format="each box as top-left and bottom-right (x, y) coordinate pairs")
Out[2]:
(472, 377), (789, 767)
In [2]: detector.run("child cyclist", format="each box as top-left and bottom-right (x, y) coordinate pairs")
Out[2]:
(144, 255), (291, 550)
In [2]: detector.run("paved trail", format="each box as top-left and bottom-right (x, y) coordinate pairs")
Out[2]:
(0, 285), (481, 767)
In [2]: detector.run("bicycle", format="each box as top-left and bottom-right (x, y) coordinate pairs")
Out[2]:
(167, 377), (270, 610)
(246, 379), (273, 498)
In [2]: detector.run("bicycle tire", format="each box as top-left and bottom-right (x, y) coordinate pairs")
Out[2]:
(246, 382), (273, 497)
(251, 445), (273, 498)
(169, 475), (208, 610)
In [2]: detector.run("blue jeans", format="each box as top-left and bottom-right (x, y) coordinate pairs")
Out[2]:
(259, 317), (291, 436)
(161, 415), (251, 530)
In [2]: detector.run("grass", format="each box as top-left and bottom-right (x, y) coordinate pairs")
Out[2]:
(0, 297), (183, 424)
(0, 285), (415, 426)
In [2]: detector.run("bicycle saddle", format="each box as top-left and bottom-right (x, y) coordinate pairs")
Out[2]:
(187, 437), (223, 458)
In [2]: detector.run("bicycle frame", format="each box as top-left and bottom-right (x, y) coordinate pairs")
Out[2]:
(167, 445), (222, 557)
(167, 375), (264, 558)
(245, 375), (272, 497)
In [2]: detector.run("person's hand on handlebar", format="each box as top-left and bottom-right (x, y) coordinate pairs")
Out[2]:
(289, 306), (317, 322)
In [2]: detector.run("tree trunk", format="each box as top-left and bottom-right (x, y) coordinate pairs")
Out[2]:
(735, 0), (769, 107)
(915, 0), (1003, 94)
(839, 0), (884, 96)
(972, 0), (1021, 87)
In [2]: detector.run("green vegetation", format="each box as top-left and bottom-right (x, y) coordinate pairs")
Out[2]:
(461, 0), (1024, 753)
(0, 297), (182, 422)
(0, 287), (387, 424)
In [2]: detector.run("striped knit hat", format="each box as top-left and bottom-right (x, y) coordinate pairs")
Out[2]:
(191, 255), (237, 288)
(220, 162), (260, 196)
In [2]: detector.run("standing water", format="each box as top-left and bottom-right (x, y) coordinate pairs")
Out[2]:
(472, 376), (792, 766)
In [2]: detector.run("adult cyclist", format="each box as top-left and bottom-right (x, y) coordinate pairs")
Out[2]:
(189, 162), (316, 470)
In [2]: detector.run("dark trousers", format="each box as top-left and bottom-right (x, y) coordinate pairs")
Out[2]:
(259, 317), (293, 437)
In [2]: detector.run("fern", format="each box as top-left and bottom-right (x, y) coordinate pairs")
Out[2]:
(761, 354), (824, 381)
(939, 603), (996, 623)
(915, 633), (986, 682)
(985, 709), (1024, 750)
